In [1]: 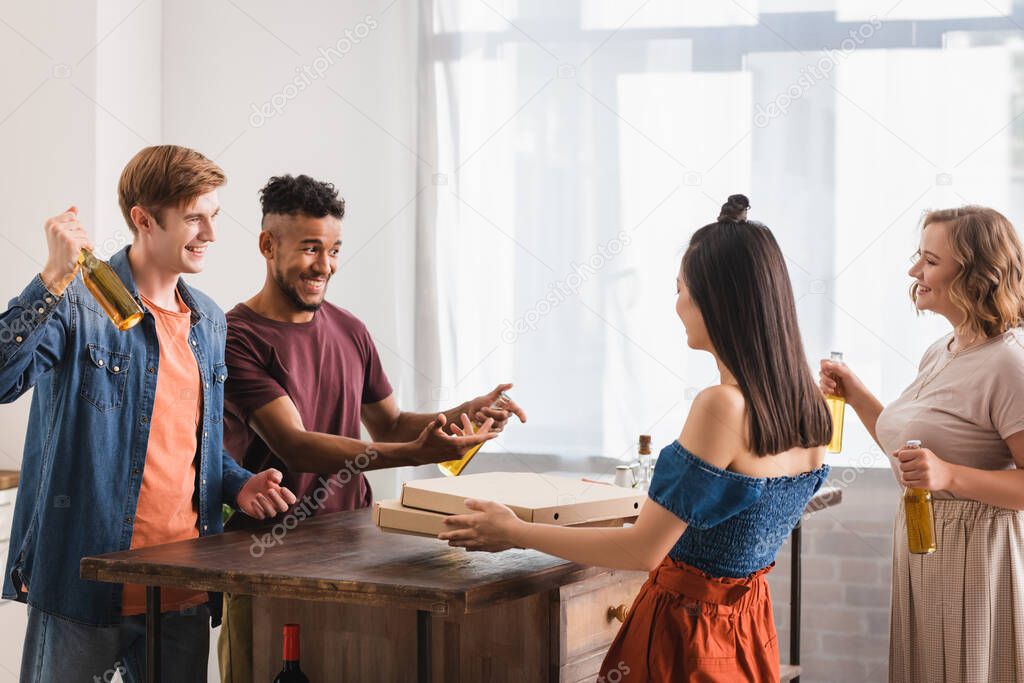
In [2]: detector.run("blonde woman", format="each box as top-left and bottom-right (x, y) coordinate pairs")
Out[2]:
(820, 206), (1024, 682)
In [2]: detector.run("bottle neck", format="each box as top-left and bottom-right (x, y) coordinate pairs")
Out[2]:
(79, 248), (98, 267)
(282, 625), (300, 662)
(281, 660), (302, 671)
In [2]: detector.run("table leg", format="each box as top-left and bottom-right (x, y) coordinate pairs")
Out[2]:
(417, 609), (432, 683)
(146, 586), (161, 683)
(790, 521), (802, 683)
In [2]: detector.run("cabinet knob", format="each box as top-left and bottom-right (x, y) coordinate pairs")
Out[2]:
(607, 604), (629, 623)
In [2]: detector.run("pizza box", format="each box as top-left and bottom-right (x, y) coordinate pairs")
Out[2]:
(374, 499), (451, 537)
(373, 499), (637, 538)
(398, 472), (645, 526)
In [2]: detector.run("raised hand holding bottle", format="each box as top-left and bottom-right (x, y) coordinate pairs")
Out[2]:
(40, 207), (142, 331)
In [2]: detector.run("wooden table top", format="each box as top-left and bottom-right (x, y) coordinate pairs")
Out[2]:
(0, 470), (19, 490)
(81, 507), (600, 614)
(80, 486), (842, 615)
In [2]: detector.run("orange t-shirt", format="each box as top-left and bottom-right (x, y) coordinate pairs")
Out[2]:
(121, 291), (206, 615)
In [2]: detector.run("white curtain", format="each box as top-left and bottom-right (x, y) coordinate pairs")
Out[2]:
(417, 0), (1022, 470)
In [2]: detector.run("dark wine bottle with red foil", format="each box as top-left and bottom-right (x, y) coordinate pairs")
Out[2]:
(273, 624), (310, 683)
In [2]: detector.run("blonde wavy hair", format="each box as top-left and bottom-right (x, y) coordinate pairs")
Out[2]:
(912, 206), (1024, 339)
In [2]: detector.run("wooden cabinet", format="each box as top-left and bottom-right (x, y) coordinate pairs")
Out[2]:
(555, 570), (646, 682)
(249, 569), (647, 682)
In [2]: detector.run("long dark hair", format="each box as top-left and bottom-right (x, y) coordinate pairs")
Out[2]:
(682, 195), (831, 455)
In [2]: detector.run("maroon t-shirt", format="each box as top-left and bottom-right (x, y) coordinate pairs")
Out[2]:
(223, 302), (393, 526)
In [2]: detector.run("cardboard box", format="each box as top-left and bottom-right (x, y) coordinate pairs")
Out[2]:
(399, 472), (645, 526)
(373, 498), (637, 538)
(374, 499), (451, 537)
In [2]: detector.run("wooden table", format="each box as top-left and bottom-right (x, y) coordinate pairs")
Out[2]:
(81, 486), (841, 682)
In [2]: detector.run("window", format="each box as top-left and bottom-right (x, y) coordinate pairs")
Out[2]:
(426, 1), (1022, 468)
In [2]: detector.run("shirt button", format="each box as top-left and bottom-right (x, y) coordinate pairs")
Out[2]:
(97, 359), (104, 367)
(132, 468), (139, 475)
(204, 382), (209, 389)
(44, 297), (53, 304)
(147, 366), (155, 374)
(14, 336), (22, 343)
(190, 339), (197, 346)
(112, 366), (120, 373)
(36, 307), (44, 314)
(140, 415), (148, 424)
(203, 431), (208, 438)
(203, 524), (208, 531)
(124, 516), (132, 524)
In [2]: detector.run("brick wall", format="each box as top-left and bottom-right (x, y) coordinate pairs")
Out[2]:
(769, 467), (900, 683)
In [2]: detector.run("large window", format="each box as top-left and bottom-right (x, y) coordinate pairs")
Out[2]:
(426, 1), (1024, 468)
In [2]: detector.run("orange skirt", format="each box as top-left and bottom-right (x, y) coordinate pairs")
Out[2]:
(598, 557), (780, 683)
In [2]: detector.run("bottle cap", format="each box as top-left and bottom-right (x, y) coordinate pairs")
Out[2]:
(639, 434), (651, 454)
(904, 439), (922, 448)
(283, 623), (300, 661)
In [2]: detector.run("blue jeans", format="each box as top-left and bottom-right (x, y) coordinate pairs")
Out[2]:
(19, 603), (210, 683)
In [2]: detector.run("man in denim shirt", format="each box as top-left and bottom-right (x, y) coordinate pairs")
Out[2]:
(0, 145), (296, 682)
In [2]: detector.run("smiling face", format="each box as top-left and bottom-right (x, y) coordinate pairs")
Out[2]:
(909, 221), (961, 320)
(676, 267), (711, 351)
(131, 189), (219, 276)
(261, 212), (342, 313)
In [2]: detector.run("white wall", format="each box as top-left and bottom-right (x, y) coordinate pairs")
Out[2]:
(0, 0), (99, 473)
(159, 0), (420, 498)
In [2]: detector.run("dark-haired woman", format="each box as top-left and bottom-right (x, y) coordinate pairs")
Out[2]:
(441, 196), (831, 682)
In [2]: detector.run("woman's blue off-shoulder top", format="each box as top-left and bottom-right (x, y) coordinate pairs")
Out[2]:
(648, 440), (830, 578)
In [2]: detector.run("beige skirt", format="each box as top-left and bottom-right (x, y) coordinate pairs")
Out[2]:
(890, 498), (1024, 683)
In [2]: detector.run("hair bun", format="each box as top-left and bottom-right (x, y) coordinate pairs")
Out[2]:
(718, 194), (750, 222)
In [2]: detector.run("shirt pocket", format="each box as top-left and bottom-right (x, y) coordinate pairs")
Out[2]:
(208, 362), (228, 422)
(80, 343), (131, 412)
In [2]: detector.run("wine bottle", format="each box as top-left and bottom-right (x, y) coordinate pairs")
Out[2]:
(638, 434), (652, 488)
(902, 439), (937, 555)
(273, 623), (310, 683)
(825, 350), (846, 453)
(78, 249), (143, 331)
(437, 392), (512, 476)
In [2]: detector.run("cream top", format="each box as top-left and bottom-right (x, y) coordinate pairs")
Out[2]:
(875, 329), (1024, 497)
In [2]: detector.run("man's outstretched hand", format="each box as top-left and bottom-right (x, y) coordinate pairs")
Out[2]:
(463, 383), (527, 432)
(413, 413), (498, 465)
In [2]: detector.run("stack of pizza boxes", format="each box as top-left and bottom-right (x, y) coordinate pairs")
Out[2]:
(374, 472), (645, 538)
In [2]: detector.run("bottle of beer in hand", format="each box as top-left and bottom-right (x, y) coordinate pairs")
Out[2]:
(902, 439), (937, 555)
(78, 249), (144, 331)
(825, 351), (846, 453)
(273, 623), (310, 683)
(437, 392), (513, 476)
(48, 207), (143, 332)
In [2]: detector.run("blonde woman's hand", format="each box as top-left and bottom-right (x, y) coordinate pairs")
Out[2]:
(895, 445), (956, 491)
(819, 359), (870, 410)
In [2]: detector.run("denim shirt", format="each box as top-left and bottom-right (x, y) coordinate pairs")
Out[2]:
(0, 246), (253, 626)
